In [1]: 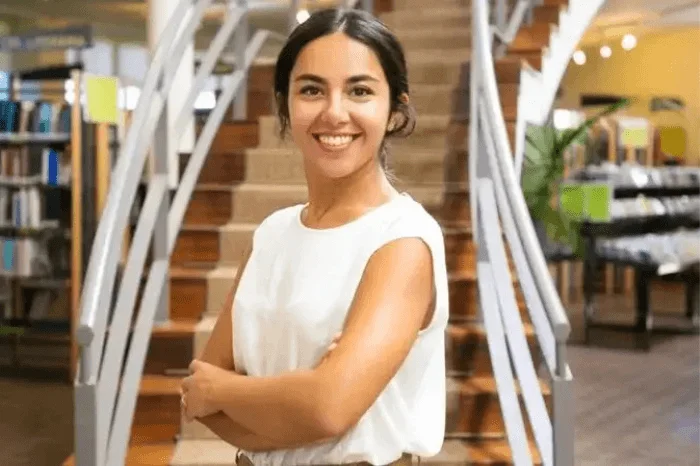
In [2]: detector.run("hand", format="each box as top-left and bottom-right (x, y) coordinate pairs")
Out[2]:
(181, 359), (227, 422)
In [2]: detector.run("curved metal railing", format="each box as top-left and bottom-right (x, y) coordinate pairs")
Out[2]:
(470, 1), (574, 465)
(73, 1), (287, 465)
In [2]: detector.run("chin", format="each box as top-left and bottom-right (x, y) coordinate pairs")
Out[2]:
(308, 151), (362, 179)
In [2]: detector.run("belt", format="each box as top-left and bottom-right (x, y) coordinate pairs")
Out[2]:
(235, 451), (415, 466)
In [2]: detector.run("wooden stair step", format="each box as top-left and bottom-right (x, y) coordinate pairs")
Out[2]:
(131, 374), (182, 445)
(394, 0), (470, 11)
(446, 375), (551, 438)
(509, 22), (554, 53)
(533, 4), (564, 24)
(394, 27), (472, 50)
(424, 438), (542, 465)
(446, 322), (538, 375)
(203, 120), (259, 155)
(63, 442), (176, 466)
(380, 6), (470, 30)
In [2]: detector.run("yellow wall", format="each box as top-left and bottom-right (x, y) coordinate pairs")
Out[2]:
(557, 27), (700, 165)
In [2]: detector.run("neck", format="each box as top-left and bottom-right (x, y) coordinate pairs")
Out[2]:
(305, 159), (396, 217)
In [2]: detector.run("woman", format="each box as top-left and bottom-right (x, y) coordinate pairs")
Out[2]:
(180, 7), (449, 465)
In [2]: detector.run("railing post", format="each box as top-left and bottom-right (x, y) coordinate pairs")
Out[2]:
(495, 0), (507, 32)
(289, 0), (300, 33)
(469, 2), (480, 245)
(232, 0), (248, 121)
(152, 89), (170, 324)
(74, 378), (103, 466)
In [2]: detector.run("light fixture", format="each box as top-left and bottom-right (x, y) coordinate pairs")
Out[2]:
(600, 45), (612, 58)
(296, 9), (310, 24)
(621, 33), (637, 51)
(573, 50), (586, 65)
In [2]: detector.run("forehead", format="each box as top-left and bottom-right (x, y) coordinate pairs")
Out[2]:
(291, 32), (385, 82)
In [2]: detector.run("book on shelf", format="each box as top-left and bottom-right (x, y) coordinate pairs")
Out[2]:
(0, 100), (71, 135)
(0, 236), (52, 278)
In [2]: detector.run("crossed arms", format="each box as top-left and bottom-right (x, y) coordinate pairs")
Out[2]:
(185, 237), (435, 451)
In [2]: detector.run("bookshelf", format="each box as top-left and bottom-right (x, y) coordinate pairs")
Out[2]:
(0, 65), (95, 376)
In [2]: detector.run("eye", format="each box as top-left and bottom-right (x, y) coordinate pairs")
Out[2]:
(350, 86), (373, 97)
(300, 85), (322, 97)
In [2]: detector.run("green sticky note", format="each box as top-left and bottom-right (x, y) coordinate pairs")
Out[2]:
(560, 183), (585, 220)
(85, 75), (119, 124)
(583, 183), (611, 222)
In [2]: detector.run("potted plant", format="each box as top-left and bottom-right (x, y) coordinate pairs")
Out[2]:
(521, 98), (630, 258)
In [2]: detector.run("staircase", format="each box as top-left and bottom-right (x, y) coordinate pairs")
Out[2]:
(69, 0), (580, 465)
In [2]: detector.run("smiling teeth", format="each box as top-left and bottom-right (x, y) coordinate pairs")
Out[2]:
(318, 135), (353, 146)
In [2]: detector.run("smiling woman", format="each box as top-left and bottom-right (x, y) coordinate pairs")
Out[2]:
(180, 8), (449, 466)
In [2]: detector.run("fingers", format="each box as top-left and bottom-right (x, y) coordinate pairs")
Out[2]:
(188, 359), (200, 374)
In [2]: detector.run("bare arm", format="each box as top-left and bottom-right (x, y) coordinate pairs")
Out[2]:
(191, 247), (339, 450)
(207, 237), (435, 442)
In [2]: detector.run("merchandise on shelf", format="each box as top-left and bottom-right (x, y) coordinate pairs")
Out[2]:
(571, 162), (700, 189)
(597, 229), (700, 270)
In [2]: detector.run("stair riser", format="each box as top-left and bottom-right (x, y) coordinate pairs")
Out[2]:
(132, 393), (180, 445)
(220, 227), (255, 265)
(409, 61), (467, 86)
(381, 11), (471, 31)
(411, 87), (469, 117)
(446, 391), (552, 437)
(206, 122), (259, 155)
(451, 285), (527, 321)
(510, 23), (553, 53)
(179, 151), (246, 185)
(395, 31), (472, 51)
(144, 334), (193, 375)
(446, 328), (540, 375)
(172, 229), (221, 266)
(394, 0), (469, 11)
(184, 190), (232, 226)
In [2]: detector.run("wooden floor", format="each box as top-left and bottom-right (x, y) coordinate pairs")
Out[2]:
(1, 293), (698, 466)
(566, 287), (699, 466)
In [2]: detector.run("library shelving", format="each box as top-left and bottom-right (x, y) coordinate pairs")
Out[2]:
(0, 65), (104, 377)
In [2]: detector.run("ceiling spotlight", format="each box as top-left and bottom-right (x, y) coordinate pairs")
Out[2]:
(296, 9), (310, 24)
(573, 50), (586, 65)
(600, 45), (612, 58)
(621, 33), (637, 51)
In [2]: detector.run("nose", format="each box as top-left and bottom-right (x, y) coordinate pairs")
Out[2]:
(320, 91), (349, 125)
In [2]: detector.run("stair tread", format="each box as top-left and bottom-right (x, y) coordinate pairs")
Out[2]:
(426, 438), (542, 464)
(63, 442), (176, 466)
(449, 374), (551, 396)
(140, 374), (181, 396)
(152, 320), (198, 337)
(447, 321), (534, 339)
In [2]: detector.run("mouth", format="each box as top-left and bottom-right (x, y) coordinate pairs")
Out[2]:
(312, 133), (362, 151)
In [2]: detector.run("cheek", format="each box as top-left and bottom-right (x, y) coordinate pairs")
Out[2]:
(288, 101), (318, 139)
(352, 101), (390, 138)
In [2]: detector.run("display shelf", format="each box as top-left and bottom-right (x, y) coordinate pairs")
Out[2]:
(0, 132), (71, 144)
(568, 162), (700, 349)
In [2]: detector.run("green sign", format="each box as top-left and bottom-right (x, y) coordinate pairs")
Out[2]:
(560, 181), (611, 222)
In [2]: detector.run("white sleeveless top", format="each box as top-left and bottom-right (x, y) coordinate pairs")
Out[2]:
(232, 193), (449, 465)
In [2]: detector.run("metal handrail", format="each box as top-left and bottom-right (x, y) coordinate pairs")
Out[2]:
(471, 1), (574, 465)
(72, 1), (290, 465)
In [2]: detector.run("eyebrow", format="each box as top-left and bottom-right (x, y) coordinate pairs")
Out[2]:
(294, 74), (380, 84)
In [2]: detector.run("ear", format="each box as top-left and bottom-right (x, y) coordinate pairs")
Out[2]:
(398, 93), (410, 106)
